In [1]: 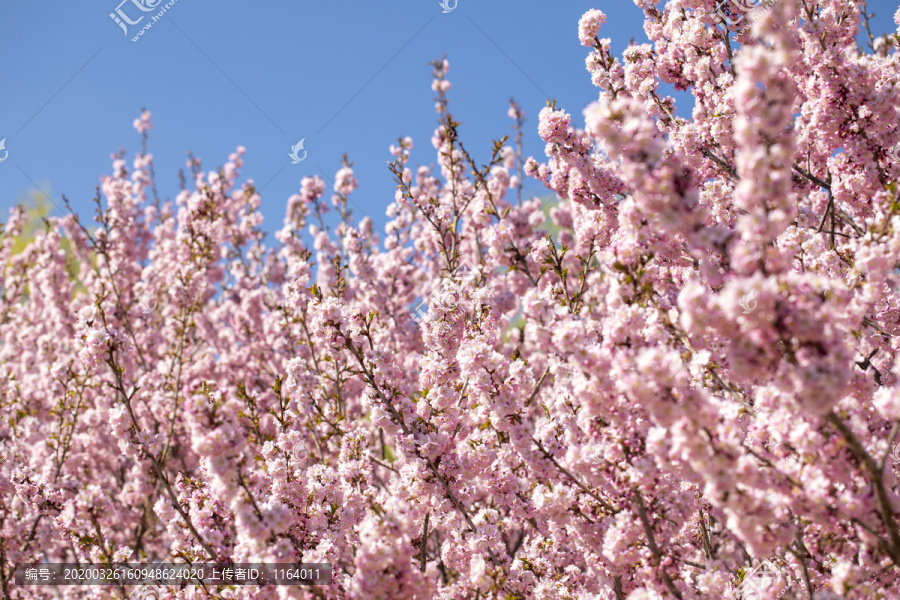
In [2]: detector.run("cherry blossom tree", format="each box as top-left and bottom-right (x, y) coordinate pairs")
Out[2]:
(2, 1), (900, 598)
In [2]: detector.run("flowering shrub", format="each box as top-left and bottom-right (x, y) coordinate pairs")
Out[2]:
(3, 2), (900, 599)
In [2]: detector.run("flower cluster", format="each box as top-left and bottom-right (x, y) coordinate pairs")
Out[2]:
(2, 3), (900, 599)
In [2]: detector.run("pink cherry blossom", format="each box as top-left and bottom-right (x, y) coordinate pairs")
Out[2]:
(3, 3), (900, 599)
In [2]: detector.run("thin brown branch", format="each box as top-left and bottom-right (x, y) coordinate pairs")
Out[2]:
(826, 412), (900, 566)
(532, 437), (618, 515)
(634, 491), (683, 599)
(419, 512), (430, 573)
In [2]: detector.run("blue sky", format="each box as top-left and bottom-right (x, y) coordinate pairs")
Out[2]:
(0, 0), (896, 242)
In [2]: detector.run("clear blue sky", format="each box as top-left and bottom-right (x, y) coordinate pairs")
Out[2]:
(0, 0), (896, 240)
